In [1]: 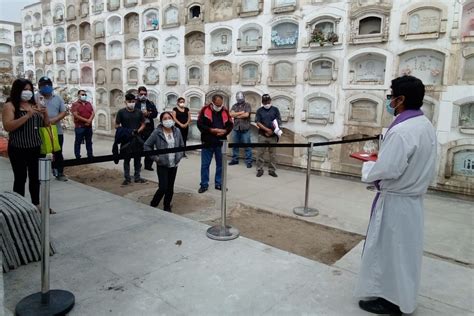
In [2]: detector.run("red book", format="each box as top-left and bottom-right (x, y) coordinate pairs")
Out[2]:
(350, 151), (378, 162)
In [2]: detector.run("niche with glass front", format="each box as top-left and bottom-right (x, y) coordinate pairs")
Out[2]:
(269, 21), (299, 54)
(304, 56), (337, 85)
(237, 24), (262, 52)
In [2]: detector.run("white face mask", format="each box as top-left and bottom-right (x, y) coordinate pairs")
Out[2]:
(178, 102), (185, 108)
(126, 103), (135, 110)
(21, 90), (33, 101)
(263, 104), (272, 110)
(162, 119), (175, 128)
(212, 103), (223, 112)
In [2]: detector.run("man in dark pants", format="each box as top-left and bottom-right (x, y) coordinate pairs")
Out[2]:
(71, 90), (95, 159)
(135, 86), (158, 171)
(229, 91), (253, 168)
(116, 93), (146, 185)
(197, 94), (233, 193)
(36, 76), (68, 181)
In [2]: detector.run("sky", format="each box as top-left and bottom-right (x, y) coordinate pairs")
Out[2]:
(0, 0), (37, 23)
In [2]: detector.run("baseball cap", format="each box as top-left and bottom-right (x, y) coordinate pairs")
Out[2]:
(38, 76), (53, 87)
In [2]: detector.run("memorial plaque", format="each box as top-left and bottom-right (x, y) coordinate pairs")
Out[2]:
(211, 29), (232, 55)
(350, 99), (377, 122)
(185, 32), (205, 55)
(308, 97), (330, 120)
(210, 61), (232, 85)
(67, 25), (78, 41)
(274, 62), (292, 81)
(311, 60), (333, 80)
(399, 50), (444, 85)
(408, 9), (440, 34)
(111, 68), (121, 84)
(164, 36), (180, 57)
(108, 16), (121, 35)
(68, 47), (77, 63)
(209, 0), (233, 22)
(81, 67), (93, 84)
(109, 41), (122, 59)
(242, 0), (259, 12)
(453, 150), (474, 177)
(273, 96), (291, 121)
(164, 6), (179, 25)
(126, 39), (139, 58)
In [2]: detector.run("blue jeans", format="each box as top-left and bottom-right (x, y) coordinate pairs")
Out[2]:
(200, 145), (222, 188)
(74, 127), (93, 159)
(231, 130), (252, 164)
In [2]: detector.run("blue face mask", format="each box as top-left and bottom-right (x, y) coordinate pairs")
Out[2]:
(385, 98), (400, 116)
(40, 85), (53, 95)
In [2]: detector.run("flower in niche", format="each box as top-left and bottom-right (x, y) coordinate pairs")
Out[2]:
(431, 69), (440, 77)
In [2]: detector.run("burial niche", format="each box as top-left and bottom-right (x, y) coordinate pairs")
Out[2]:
(273, 96), (293, 122)
(211, 28), (232, 55)
(163, 5), (179, 27)
(57, 69), (66, 83)
(305, 94), (334, 124)
(268, 61), (296, 86)
(26, 52), (33, 65)
(125, 39), (140, 59)
(54, 5), (64, 23)
(349, 98), (378, 124)
(67, 25), (78, 41)
(45, 50), (53, 65)
(209, 61), (232, 85)
(108, 0), (120, 11)
(239, 0), (261, 17)
(67, 5), (76, 20)
(34, 33), (41, 47)
(93, 0), (104, 14)
(167, 93), (179, 108)
(81, 66), (93, 85)
(164, 36), (180, 57)
(143, 65), (159, 84)
(188, 65), (202, 85)
(68, 47), (78, 63)
(108, 41), (123, 59)
(35, 51), (44, 65)
(81, 46), (91, 62)
(459, 102), (474, 130)
(166, 65), (179, 85)
(96, 68), (106, 85)
(111, 68), (122, 84)
(80, 1), (89, 17)
(462, 1), (474, 41)
(270, 22), (298, 52)
(209, 0), (234, 22)
(463, 52), (474, 81)
(25, 35), (32, 48)
(94, 21), (105, 38)
(185, 31), (205, 56)
(400, 5), (447, 40)
(127, 67), (138, 84)
(44, 31), (52, 45)
(306, 57), (336, 85)
(187, 4), (203, 23)
(79, 22), (91, 40)
(143, 9), (159, 31)
(110, 89), (123, 107)
(94, 43), (106, 60)
(188, 95), (203, 112)
(453, 150), (474, 177)
(124, 13), (139, 34)
(108, 16), (121, 35)
(238, 24), (262, 51)
(56, 47), (66, 64)
(399, 49), (445, 86)
(143, 37), (159, 58)
(239, 62), (259, 85)
(309, 135), (330, 158)
(272, 0), (296, 14)
(69, 69), (79, 84)
(349, 53), (386, 85)
(307, 16), (341, 47)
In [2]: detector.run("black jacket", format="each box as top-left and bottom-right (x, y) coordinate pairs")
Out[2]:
(134, 99), (158, 133)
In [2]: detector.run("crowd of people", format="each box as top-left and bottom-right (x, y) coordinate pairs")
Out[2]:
(1, 74), (438, 315)
(1, 77), (285, 213)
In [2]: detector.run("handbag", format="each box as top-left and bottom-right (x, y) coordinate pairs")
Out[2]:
(39, 125), (61, 155)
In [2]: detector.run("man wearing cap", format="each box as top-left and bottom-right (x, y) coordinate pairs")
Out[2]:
(229, 91), (253, 168)
(255, 94), (282, 178)
(36, 76), (68, 181)
(134, 86), (158, 171)
(70, 90), (95, 159)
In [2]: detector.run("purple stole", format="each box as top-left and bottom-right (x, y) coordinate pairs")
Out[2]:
(363, 110), (424, 255)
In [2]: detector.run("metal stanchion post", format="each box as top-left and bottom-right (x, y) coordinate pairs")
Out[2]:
(293, 143), (319, 217)
(206, 141), (240, 241)
(15, 157), (75, 316)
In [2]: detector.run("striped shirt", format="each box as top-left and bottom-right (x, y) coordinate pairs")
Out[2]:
(8, 111), (43, 148)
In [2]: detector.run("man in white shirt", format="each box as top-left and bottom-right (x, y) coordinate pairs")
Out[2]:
(355, 76), (437, 315)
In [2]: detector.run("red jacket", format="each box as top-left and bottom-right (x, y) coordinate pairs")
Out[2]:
(197, 104), (233, 144)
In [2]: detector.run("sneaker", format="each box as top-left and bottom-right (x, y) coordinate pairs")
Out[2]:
(198, 186), (208, 193)
(268, 170), (278, 177)
(256, 170), (264, 177)
(122, 179), (131, 185)
(135, 178), (147, 183)
(56, 175), (68, 182)
(228, 160), (239, 166)
(246, 163), (252, 168)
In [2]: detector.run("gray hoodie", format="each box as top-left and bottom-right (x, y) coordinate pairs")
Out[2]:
(144, 125), (184, 167)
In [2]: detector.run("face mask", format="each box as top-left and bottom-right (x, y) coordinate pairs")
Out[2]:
(126, 103), (135, 110)
(263, 104), (272, 110)
(178, 102), (185, 108)
(80, 95), (87, 101)
(236, 92), (245, 104)
(21, 90), (33, 101)
(162, 119), (175, 128)
(139, 95), (147, 101)
(40, 85), (53, 95)
(212, 104), (223, 112)
(385, 98), (400, 116)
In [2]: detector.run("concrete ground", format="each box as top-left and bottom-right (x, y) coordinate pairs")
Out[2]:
(1, 132), (473, 315)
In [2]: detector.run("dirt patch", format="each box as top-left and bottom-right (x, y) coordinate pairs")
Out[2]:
(66, 164), (362, 265)
(206, 204), (363, 265)
(65, 165), (156, 197)
(138, 192), (216, 215)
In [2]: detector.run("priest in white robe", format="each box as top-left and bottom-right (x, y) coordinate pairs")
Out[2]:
(355, 76), (437, 315)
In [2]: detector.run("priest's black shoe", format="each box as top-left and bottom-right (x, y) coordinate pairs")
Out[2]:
(358, 298), (402, 315)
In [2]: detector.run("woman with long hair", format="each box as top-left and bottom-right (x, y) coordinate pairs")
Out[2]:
(2, 78), (50, 207)
(172, 97), (191, 157)
(144, 111), (184, 212)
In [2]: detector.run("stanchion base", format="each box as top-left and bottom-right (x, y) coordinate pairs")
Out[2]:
(15, 289), (75, 316)
(293, 207), (319, 217)
(206, 225), (240, 241)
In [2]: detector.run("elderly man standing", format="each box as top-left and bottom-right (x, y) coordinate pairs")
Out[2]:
(70, 89), (95, 159)
(197, 94), (233, 193)
(229, 91), (253, 168)
(355, 76), (437, 315)
(36, 76), (68, 181)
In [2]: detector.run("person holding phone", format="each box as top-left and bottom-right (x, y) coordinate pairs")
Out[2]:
(36, 76), (68, 181)
(2, 79), (50, 208)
